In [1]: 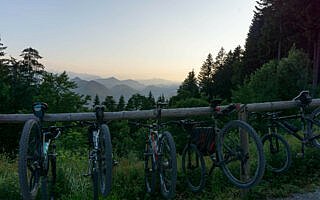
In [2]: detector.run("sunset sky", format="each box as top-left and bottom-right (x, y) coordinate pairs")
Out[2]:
(1, 0), (256, 81)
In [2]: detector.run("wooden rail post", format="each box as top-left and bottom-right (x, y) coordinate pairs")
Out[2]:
(239, 106), (249, 197)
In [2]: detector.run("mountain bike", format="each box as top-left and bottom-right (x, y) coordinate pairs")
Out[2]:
(130, 103), (177, 199)
(18, 103), (112, 200)
(180, 100), (265, 192)
(253, 91), (320, 173)
(81, 106), (113, 200)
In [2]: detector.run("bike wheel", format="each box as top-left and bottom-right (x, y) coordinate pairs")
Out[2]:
(92, 166), (99, 200)
(159, 131), (177, 199)
(309, 108), (320, 148)
(262, 133), (291, 173)
(145, 141), (156, 193)
(41, 155), (57, 200)
(181, 144), (206, 193)
(19, 119), (42, 200)
(98, 124), (112, 196)
(217, 120), (265, 189)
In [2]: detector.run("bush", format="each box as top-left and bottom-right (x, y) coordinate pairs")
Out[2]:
(233, 47), (311, 103)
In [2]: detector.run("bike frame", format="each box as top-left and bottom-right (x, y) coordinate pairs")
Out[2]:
(269, 110), (320, 143)
(148, 127), (160, 164)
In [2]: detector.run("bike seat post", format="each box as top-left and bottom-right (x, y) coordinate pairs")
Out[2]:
(95, 106), (105, 124)
(32, 102), (48, 122)
(155, 102), (167, 126)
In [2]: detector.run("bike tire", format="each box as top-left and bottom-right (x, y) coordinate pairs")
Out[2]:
(48, 155), (56, 200)
(42, 146), (57, 200)
(92, 167), (99, 200)
(98, 124), (112, 196)
(145, 141), (156, 193)
(217, 120), (265, 189)
(309, 108), (320, 148)
(262, 133), (291, 173)
(181, 144), (206, 193)
(19, 119), (42, 200)
(159, 131), (177, 199)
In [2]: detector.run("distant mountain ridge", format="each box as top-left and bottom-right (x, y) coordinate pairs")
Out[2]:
(71, 76), (179, 102)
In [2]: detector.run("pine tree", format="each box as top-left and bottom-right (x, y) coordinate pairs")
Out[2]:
(0, 37), (7, 59)
(146, 91), (155, 109)
(93, 94), (100, 106)
(157, 94), (166, 103)
(177, 70), (200, 99)
(198, 54), (214, 99)
(103, 96), (116, 112)
(19, 47), (44, 86)
(117, 95), (125, 111)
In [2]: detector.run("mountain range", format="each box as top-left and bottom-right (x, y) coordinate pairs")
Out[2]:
(69, 72), (180, 102)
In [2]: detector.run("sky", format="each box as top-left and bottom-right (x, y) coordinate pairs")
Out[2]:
(1, 0), (256, 81)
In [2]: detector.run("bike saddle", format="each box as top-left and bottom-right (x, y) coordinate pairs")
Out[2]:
(94, 105), (105, 122)
(293, 90), (312, 106)
(32, 102), (48, 119)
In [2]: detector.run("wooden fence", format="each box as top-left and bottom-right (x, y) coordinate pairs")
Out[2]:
(1, 99), (320, 123)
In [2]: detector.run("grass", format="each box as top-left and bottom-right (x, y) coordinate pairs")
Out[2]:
(2, 136), (320, 199)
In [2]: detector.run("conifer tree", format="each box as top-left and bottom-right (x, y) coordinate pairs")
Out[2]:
(198, 54), (214, 99)
(103, 96), (116, 112)
(177, 70), (200, 99)
(93, 94), (100, 106)
(117, 95), (125, 111)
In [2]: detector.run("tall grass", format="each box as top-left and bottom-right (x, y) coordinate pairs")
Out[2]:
(1, 137), (320, 199)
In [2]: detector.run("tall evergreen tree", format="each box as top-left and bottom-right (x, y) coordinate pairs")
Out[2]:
(0, 37), (7, 58)
(103, 96), (116, 112)
(214, 47), (227, 67)
(177, 70), (200, 99)
(117, 95), (125, 111)
(20, 47), (44, 85)
(198, 54), (214, 99)
(145, 91), (156, 109)
(157, 94), (166, 103)
(126, 94), (149, 110)
(93, 94), (100, 106)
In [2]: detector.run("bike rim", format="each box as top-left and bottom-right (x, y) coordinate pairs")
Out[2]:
(220, 125), (261, 185)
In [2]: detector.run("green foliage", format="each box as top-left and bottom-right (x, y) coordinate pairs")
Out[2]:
(171, 98), (208, 108)
(126, 93), (154, 111)
(177, 70), (199, 99)
(233, 48), (311, 103)
(0, 44), (89, 152)
(243, 0), (320, 86)
(198, 53), (214, 99)
(103, 96), (116, 112)
(33, 71), (89, 113)
(277, 48), (311, 99)
(109, 120), (144, 158)
(117, 95), (125, 111)
(170, 70), (200, 106)
(157, 93), (166, 103)
(2, 140), (320, 199)
(93, 94), (100, 106)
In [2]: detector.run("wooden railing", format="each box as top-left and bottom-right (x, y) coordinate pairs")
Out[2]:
(0, 99), (320, 123)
